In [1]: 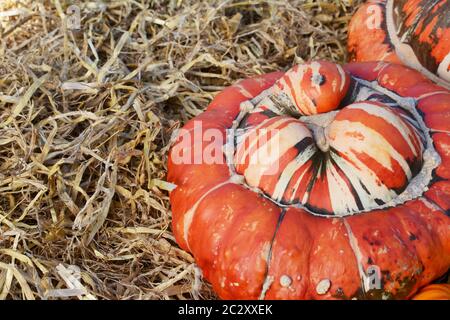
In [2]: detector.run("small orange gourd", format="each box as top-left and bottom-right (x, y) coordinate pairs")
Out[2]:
(412, 284), (450, 300)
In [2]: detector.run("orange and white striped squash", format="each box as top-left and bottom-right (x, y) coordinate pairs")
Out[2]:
(348, 0), (450, 89)
(167, 61), (450, 299)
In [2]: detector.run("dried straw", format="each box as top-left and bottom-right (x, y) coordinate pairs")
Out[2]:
(0, 0), (362, 299)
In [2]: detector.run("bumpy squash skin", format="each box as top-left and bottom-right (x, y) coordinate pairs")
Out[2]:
(167, 62), (450, 300)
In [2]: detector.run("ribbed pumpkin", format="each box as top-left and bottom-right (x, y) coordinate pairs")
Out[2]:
(412, 284), (450, 300)
(348, 0), (450, 89)
(167, 61), (450, 299)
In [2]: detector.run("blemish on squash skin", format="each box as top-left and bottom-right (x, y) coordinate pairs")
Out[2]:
(363, 234), (382, 246)
(345, 131), (365, 140)
(316, 279), (331, 295)
(334, 287), (345, 298)
(348, 268), (422, 300)
(280, 275), (292, 288)
(221, 277), (226, 288)
(408, 233), (418, 241)
(377, 246), (389, 254)
(249, 221), (258, 231)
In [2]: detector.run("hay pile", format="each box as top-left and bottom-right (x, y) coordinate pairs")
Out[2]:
(0, 0), (361, 299)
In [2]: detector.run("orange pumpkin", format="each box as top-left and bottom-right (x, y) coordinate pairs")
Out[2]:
(348, 0), (450, 89)
(412, 284), (450, 300)
(167, 61), (450, 299)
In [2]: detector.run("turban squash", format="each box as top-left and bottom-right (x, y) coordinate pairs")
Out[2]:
(348, 0), (450, 89)
(167, 60), (450, 299)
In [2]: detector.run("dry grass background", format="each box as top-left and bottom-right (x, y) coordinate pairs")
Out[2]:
(0, 0), (362, 299)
